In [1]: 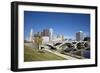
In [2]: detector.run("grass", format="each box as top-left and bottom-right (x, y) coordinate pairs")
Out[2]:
(24, 45), (66, 62)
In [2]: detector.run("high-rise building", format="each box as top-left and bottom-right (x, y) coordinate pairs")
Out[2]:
(76, 31), (84, 41)
(29, 28), (33, 41)
(43, 29), (49, 36)
(49, 28), (53, 42)
(40, 31), (44, 36)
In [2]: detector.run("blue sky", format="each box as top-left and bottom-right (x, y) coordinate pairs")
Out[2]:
(24, 11), (90, 40)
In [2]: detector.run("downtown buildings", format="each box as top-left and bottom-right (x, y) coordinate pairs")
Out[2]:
(28, 28), (64, 43)
(33, 28), (53, 43)
(28, 28), (86, 43)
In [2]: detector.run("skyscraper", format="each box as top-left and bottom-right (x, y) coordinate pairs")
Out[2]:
(43, 29), (49, 36)
(49, 28), (53, 42)
(76, 31), (84, 41)
(29, 28), (33, 41)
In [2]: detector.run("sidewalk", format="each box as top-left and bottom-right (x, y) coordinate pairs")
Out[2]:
(44, 49), (78, 60)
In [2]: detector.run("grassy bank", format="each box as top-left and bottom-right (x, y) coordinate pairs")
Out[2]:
(24, 45), (66, 62)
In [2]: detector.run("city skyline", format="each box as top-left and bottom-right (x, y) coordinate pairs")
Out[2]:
(24, 11), (90, 40)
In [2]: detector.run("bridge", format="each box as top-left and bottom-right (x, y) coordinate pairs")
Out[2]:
(25, 40), (89, 59)
(41, 40), (89, 51)
(40, 40), (88, 59)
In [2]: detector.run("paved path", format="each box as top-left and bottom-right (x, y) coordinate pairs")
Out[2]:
(44, 49), (78, 60)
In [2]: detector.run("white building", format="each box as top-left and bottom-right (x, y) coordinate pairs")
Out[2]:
(49, 28), (53, 42)
(76, 31), (84, 41)
(42, 36), (49, 43)
(29, 28), (33, 41)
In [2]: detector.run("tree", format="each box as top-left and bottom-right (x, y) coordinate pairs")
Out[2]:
(34, 37), (39, 49)
(84, 37), (90, 41)
(34, 36), (43, 50)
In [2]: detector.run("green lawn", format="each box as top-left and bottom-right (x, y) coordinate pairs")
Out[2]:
(24, 45), (66, 62)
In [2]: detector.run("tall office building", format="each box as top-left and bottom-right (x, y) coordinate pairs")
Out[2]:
(40, 31), (44, 36)
(49, 28), (53, 42)
(43, 29), (49, 36)
(76, 31), (84, 41)
(29, 28), (33, 41)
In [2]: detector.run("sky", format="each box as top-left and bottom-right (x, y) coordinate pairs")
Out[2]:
(24, 11), (90, 40)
